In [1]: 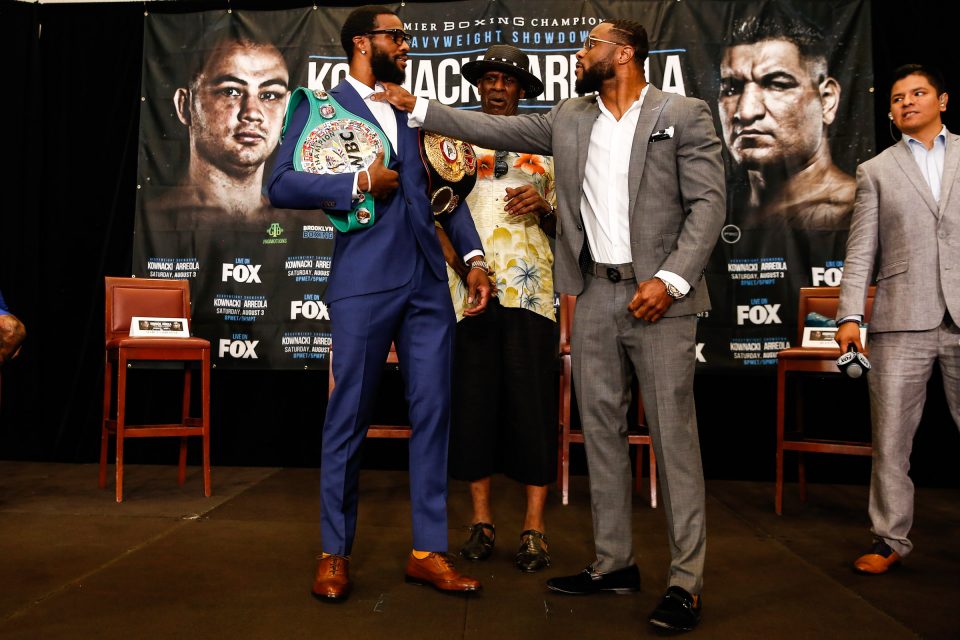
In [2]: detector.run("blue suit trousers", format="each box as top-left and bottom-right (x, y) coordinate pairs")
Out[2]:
(321, 250), (454, 554)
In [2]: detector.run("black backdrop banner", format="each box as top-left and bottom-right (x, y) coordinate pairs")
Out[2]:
(133, 0), (873, 371)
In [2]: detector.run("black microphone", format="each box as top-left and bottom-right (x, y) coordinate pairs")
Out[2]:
(836, 343), (872, 378)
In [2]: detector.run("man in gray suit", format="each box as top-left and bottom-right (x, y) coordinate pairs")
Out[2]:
(375, 19), (725, 632)
(836, 64), (959, 575)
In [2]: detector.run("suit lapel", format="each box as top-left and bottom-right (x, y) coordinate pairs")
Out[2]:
(892, 139), (940, 217)
(628, 85), (666, 214)
(938, 132), (960, 215)
(577, 97), (600, 187)
(330, 82), (374, 122)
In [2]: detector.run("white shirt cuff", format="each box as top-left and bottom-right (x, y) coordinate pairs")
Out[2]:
(408, 97), (429, 127)
(463, 249), (484, 263)
(655, 270), (690, 295)
(838, 315), (863, 325)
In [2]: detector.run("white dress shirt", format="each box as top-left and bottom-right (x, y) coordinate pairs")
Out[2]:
(580, 88), (646, 264)
(582, 88), (688, 294)
(903, 124), (947, 202)
(345, 74), (398, 150)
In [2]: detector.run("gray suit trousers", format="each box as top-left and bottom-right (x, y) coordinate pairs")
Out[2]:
(571, 273), (706, 593)
(866, 320), (960, 556)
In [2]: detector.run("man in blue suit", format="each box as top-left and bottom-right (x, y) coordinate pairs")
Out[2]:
(269, 5), (491, 602)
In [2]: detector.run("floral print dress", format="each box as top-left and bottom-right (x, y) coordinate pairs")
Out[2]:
(447, 147), (557, 323)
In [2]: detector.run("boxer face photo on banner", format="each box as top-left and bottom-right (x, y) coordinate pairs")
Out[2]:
(167, 34), (290, 222)
(175, 39), (289, 191)
(718, 13), (855, 231)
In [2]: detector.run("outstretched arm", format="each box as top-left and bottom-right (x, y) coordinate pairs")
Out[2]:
(373, 82), (556, 155)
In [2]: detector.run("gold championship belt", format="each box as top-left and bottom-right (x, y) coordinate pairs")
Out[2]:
(418, 131), (478, 216)
(285, 87), (390, 232)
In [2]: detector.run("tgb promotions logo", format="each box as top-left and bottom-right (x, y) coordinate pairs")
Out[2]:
(736, 297), (782, 325)
(219, 333), (259, 359)
(222, 258), (262, 283)
(812, 261), (844, 286)
(291, 293), (330, 320)
(264, 222), (287, 245)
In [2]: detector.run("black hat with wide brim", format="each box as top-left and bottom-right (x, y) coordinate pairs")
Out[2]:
(461, 44), (545, 99)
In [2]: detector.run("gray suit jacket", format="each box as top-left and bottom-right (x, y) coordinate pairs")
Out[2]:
(424, 85), (726, 317)
(837, 129), (960, 332)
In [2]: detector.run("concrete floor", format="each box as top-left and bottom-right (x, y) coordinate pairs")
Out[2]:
(0, 462), (957, 639)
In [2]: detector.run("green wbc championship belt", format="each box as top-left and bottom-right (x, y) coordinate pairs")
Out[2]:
(283, 87), (391, 233)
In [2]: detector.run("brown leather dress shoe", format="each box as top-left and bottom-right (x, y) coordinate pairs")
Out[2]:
(405, 552), (482, 593)
(312, 554), (351, 601)
(853, 539), (901, 575)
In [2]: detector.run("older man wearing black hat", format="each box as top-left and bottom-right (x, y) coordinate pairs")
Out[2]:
(436, 44), (559, 573)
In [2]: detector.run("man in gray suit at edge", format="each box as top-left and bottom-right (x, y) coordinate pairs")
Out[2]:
(374, 19), (725, 632)
(835, 63), (959, 576)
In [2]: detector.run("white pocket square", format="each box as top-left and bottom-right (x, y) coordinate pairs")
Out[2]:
(649, 126), (674, 142)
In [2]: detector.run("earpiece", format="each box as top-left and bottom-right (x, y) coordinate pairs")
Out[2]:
(888, 113), (893, 120)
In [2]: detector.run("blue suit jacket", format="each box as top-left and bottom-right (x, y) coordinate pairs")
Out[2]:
(269, 80), (481, 303)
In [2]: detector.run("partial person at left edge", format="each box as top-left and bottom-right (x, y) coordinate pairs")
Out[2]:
(0, 289), (26, 366)
(268, 5), (491, 603)
(141, 26), (291, 229)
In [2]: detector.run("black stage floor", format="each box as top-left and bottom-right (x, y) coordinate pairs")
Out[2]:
(1, 462), (957, 639)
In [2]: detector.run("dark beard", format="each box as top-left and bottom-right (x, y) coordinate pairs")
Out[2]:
(575, 59), (614, 95)
(371, 47), (405, 84)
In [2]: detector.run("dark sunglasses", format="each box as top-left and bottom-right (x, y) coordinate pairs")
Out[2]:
(494, 150), (509, 179)
(582, 35), (627, 51)
(365, 29), (411, 46)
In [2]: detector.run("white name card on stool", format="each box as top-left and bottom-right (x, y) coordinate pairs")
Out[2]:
(801, 325), (867, 348)
(129, 316), (190, 338)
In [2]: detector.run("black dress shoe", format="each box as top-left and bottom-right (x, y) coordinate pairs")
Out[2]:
(546, 564), (640, 594)
(648, 586), (701, 632)
(460, 522), (495, 561)
(515, 529), (550, 572)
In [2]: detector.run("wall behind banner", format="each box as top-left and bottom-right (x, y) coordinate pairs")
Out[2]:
(1, 0), (958, 486)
